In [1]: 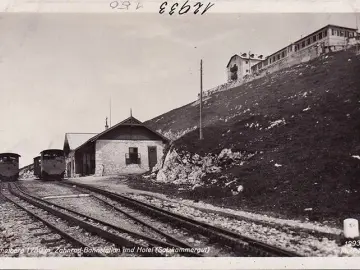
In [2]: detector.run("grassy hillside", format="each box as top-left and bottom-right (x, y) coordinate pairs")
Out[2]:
(143, 49), (360, 223)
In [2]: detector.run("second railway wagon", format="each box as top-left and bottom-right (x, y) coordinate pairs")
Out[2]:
(40, 149), (65, 180)
(0, 153), (21, 182)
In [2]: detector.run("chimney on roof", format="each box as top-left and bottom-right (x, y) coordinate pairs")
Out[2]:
(105, 117), (109, 130)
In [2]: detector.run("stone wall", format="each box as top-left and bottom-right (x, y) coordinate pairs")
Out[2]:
(95, 140), (165, 176)
(255, 44), (320, 75)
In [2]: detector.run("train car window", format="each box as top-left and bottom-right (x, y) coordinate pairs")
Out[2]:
(0, 156), (17, 163)
(43, 153), (52, 159)
(43, 152), (64, 159)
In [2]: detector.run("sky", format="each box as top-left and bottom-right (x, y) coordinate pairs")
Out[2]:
(0, 12), (358, 166)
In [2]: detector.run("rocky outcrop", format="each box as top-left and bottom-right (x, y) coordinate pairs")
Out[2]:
(150, 148), (256, 192)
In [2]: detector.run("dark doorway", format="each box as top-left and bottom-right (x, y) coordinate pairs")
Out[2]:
(148, 146), (157, 170)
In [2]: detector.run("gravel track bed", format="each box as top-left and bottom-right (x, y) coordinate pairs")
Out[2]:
(71, 186), (238, 257)
(4, 186), (126, 257)
(68, 179), (342, 234)
(45, 203), (180, 257)
(126, 193), (360, 257)
(19, 181), (84, 197)
(19, 197), (139, 256)
(17, 182), (189, 256)
(0, 189), (76, 257)
(48, 196), (159, 247)
(50, 196), (170, 243)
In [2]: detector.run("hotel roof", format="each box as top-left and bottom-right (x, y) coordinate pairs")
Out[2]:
(226, 53), (265, 67)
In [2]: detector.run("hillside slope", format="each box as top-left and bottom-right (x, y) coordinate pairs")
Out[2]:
(144, 49), (360, 222)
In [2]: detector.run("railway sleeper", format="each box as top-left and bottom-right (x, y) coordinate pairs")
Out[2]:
(28, 226), (45, 231)
(34, 231), (54, 237)
(46, 240), (68, 248)
(41, 238), (62, 244)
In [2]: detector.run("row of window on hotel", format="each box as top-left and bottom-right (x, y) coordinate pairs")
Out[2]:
(252, 28), (357, 70)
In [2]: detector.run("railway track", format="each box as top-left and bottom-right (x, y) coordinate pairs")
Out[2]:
(0, 182), (101, 257)
(11, 183), (204, 257)
(41, 183), (238, 256)
(58, 180), (303, 257)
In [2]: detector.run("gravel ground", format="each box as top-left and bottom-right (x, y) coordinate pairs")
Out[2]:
(17, 182), (194, 256)
(21, 181), (168, 241)
(51, 196), (163, 238)
(126, 193), (360, 257)
(19, 181), (85, 197)
(67, 177), (342, 234)
(0, 189), (76, 257)
(36, 182), (235, 256)
(42, 196), (194, 257)
(84, 190), (238, 257)
(44, 178), (360, 256)
(2, 184), (134, 257)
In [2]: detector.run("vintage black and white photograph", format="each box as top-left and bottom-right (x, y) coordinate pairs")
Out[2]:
(0, 10), (360, 259)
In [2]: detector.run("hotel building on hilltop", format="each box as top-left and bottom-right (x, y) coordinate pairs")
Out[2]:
(226, 53), (264, 82)
(226, 24), (359, 83)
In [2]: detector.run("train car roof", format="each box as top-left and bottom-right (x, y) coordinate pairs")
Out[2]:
(0, 152), (21, 157)
(40, 149), (64, 154)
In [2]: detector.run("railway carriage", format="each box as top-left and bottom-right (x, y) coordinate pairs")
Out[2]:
(0, 153), (21, 182)
(33, 156), (41, 179)
(40, 149), (65, 181)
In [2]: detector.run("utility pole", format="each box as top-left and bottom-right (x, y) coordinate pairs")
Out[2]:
(199, 59), (204, 140)
(248, 51), (251, 74)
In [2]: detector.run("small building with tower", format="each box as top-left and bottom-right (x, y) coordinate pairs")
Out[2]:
(63, 115), (170, 178)
(226, 53), (264, 83)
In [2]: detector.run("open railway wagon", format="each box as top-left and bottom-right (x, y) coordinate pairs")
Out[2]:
(40, 149), (65, 181)
(33, 156), (41, 179)
(0, 153), (21, 182)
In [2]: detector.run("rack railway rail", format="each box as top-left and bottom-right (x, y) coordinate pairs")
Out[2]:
(58, 180), (303, 257)
(0, 183), (101, 257)
(7, 183), (203, 257)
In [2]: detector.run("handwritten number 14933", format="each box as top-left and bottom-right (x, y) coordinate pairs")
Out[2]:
(159, 1), (214, 15)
